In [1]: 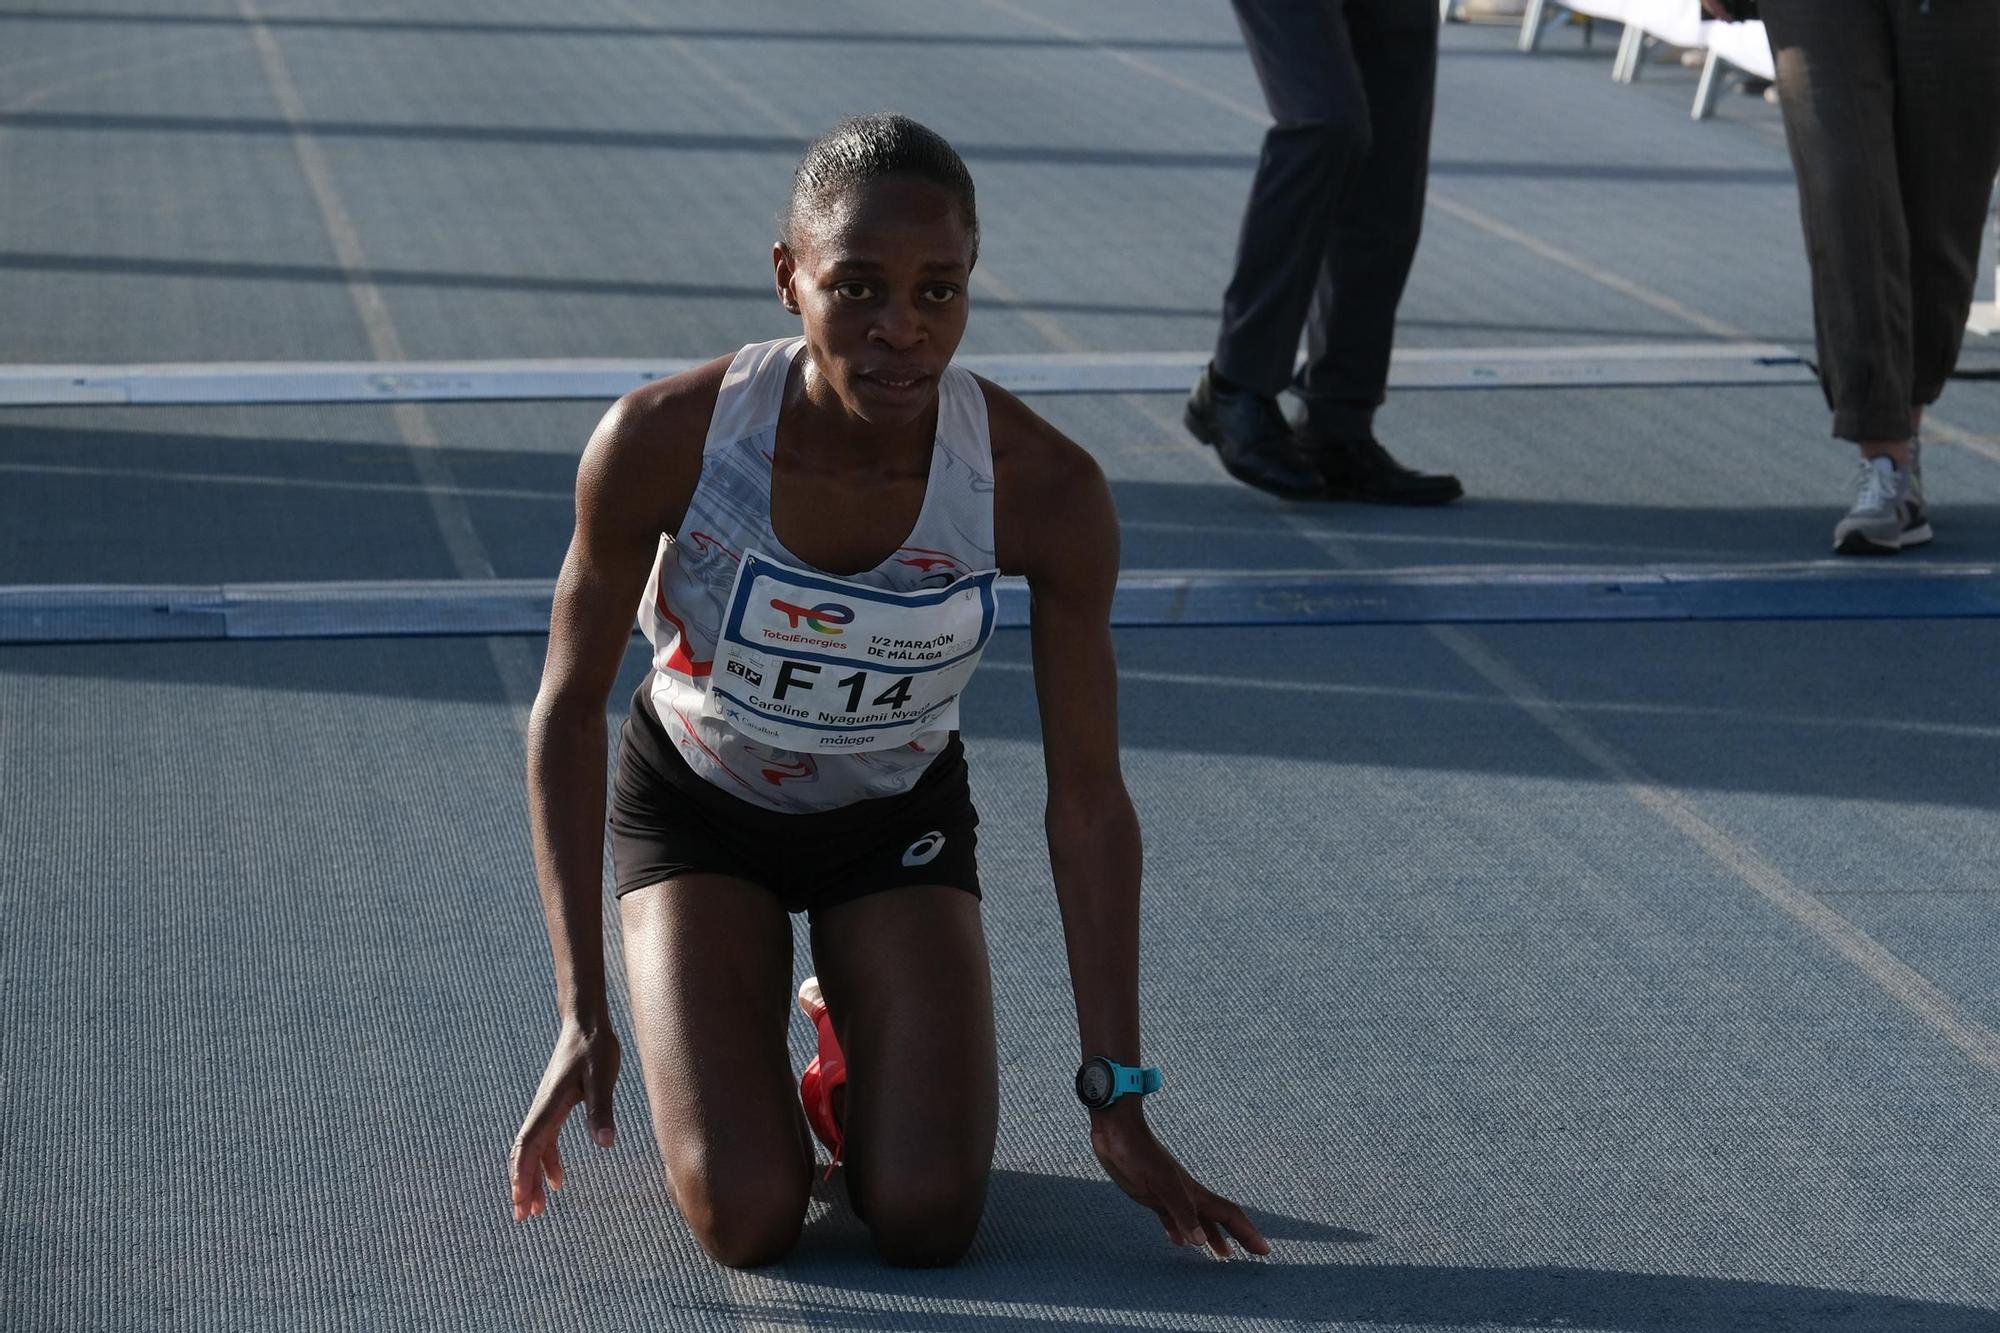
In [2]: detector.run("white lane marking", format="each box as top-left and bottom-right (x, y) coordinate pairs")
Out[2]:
(236, 0), (542, 716)
(1422, 194), (1753, 342)
(0, 462), (1740, 558)
(11, 560), (1997, 643)
(977, 0), (1275, 124)
(0, 459), (575, 501)
(0, 28), (231, 88)
(0, 28), (252, 239)
(240, 6), (639, 1266)
(1122, 516), (1704, 560)
(1922, 415), (2000, 468)
(1430, 622), (2000, 1075)
(0, 343), (1814, 406)
(977, 658), (2000, 743)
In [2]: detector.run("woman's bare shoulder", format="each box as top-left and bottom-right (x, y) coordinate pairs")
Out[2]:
(595, 353), (735, 467)
(576, 353), (735, 534)
(975, 375), (1103, 488)
(973, 375), (1115, 580)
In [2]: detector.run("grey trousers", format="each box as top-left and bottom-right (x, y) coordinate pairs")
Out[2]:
(1760, 0), (2000, 443)
(1212, 0), (1439, 440)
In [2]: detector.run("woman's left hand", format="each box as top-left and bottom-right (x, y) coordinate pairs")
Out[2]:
(1089, 1103), (1271, 1258)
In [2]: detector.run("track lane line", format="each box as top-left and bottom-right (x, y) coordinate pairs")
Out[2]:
(236, 0), (543, 719)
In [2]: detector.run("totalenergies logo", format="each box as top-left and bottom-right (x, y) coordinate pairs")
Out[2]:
(769, 598), (855, 635)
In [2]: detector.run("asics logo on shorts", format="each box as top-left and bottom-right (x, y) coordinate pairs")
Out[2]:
(901, 831), (946, 867)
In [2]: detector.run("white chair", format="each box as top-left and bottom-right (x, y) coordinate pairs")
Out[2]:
(1693, 19), (1776, 119)
(1518, 0), (1630, 56)
(1612, 0), (1709, 83)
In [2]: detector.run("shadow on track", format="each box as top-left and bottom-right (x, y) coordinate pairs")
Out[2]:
(702, 1170), (2000, 1332)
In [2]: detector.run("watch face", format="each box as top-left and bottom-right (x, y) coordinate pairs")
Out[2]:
(1076, 1059), (1113, 1108)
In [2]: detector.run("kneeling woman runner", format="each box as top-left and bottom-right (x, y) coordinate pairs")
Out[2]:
(507, 113), (1269, 1268)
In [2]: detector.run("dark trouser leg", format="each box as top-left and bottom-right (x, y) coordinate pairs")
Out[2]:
(1294, 0), (1440, 440)
(1763, 0), (1911, 444)
(1891, 0), (2000, 408)
(1214, 0), (1371, 398)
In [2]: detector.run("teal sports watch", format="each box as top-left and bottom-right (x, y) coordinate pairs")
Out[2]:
(1074, 1057), (1162, 1111)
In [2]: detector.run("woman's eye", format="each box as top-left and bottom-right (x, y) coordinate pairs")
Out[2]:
(834, 282), (874, 301)
(924, 285), (961, 303)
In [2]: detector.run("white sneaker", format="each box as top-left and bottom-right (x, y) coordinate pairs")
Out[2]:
(1833, 456), (1931, 555)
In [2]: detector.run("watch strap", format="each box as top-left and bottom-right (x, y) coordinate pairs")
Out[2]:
(1120, 1056), (1168, 1088)
(1110, 1061), (1162, 1100)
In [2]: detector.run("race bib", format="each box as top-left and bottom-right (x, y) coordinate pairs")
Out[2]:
(702, 550), (999, 752)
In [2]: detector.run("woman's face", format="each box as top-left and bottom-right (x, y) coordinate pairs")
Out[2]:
(774, 174), (974, 428)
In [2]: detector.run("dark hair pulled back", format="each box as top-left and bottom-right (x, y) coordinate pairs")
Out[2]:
(781, 114), (979, 260)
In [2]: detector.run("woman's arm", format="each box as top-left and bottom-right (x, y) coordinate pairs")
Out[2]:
(987, 384), (1269, 1258)
(1016, 453), (1143, 1069)
(510, 362), (722, 1221)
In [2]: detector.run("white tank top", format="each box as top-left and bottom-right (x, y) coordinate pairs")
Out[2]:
(637, 337), (1000, 813)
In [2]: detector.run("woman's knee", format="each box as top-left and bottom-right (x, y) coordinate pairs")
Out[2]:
(671, 1163), (809, 1268)
(855, 1167), (989, 1268)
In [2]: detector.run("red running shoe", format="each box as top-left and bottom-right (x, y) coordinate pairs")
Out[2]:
(797, 977), (846, 1174)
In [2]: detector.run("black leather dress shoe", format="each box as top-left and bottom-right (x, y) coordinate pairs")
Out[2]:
(1184, 369), (1323, 499)
(1294, 418), (1464, 506)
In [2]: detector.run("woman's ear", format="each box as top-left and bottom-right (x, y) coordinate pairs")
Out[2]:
(773, 242), (801, 314)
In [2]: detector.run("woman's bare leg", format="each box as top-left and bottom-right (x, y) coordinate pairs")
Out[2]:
(809, 886), (998, 1267)
(621, 875), (811, 1268)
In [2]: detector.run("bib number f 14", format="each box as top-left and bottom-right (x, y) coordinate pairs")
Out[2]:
(703, 550), (999, 752)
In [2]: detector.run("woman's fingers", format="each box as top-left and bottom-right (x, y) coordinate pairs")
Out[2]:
(1202, 1192), (1271, 1256)
(1126, 1155), (1202, 1248)
(510, 1080), (579, 1221)
(1118, 1162), (1193, 1246)
(584, 1046), (619, 1149)
(508, 1137), (544, 1221)
(1162, 1182), (1203, 1249)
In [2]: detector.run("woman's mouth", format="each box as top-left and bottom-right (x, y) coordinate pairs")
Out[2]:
(861, 368), (930, 392)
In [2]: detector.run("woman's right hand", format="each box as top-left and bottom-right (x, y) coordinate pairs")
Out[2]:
(509, 1015), (622, 1221)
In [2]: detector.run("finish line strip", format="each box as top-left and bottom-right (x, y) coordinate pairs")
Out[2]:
(3, 562), (1995, 645)
(0, 343), (1815, 407)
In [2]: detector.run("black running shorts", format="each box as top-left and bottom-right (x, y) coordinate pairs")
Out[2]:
(609, 689), (981, 917)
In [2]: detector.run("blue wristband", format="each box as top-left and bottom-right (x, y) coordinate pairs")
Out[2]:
(1075, 1056), (1163, 1109)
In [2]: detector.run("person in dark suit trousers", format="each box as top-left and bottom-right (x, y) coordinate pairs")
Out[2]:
(1187, 0), (1463, 505)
